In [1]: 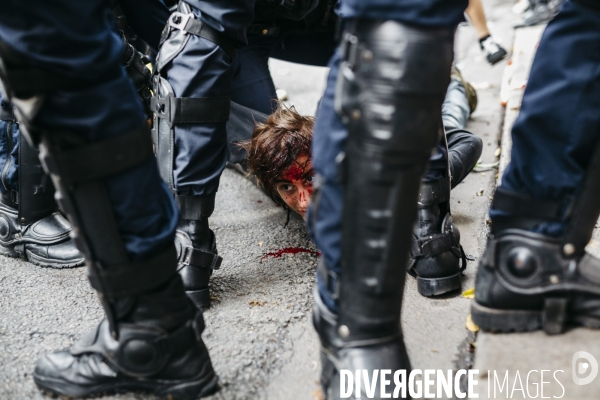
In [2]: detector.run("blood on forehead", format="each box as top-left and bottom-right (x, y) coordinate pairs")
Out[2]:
(283, 164), (304, 181)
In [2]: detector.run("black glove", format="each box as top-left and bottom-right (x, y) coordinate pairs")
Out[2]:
(122, 42), (153, 119)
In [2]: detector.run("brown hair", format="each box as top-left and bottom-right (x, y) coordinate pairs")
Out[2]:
(240, 104), (314, 206)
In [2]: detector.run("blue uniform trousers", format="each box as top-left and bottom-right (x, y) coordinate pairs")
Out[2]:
(163, 0), (254, 197)
(308, 0), (468, 311)
(230, 30), (337, 113)
(490, 0), (600, 237)
(0, 0), (169, 196)
(0, 0), (177, 262)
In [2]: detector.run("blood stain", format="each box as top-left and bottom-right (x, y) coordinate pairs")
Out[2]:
(283, 165), (304, 181)
(261, 247), (321, 260)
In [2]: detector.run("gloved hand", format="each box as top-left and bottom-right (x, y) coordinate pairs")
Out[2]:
(122, 42), (153, 119)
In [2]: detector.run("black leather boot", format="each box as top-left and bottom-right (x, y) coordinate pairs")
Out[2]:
(0, 194), (83, 267)
(175, 195), (222, 309)
(409, 177), (466, 297)
(313, 286), (410, 400)
(313, 19), (455, 399)
(473, 188), (600, 334)
(21, 124), (219, 398)
(34, 273), (219, 399)
(0, 129), (83, 268)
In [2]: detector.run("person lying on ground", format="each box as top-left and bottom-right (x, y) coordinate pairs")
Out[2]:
(240, 68), (483, 220)
(238, 66), (483, 297)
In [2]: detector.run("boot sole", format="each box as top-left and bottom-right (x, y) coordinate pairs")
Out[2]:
(33, 365), (219, 399)
(0, 245), (84, 269)
(187, 288), (211, 309)
(416, 272), (462, 297)
(472, 301), (600, 333)
(471, 301), (542, 333)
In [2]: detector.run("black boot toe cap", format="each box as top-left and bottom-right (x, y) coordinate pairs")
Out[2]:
(26, 240), (85, 268)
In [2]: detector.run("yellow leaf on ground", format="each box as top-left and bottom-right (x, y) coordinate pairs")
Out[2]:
(466, 314), (479, 333)
(462, 287), (475, 299)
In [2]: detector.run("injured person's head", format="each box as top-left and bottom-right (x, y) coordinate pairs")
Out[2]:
(240, 105), (315, 219)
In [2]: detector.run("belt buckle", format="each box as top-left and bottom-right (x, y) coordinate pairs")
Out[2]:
(169, 11), (193, 33)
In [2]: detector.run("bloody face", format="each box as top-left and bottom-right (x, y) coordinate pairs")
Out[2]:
(275, 154), (314, 219)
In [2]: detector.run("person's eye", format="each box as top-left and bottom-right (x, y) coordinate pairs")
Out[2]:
(306, 175), (313, 183)
(279, 184), (293, 192)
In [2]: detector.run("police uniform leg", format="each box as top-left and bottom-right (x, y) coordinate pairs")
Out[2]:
(473, 0), (600, 335)
(0, 7), (165, 269)
(310, 18), (457, 398)
(153, 1), (253, 309)
(0, 1), (217, 396)
(0, 95), (83, 267)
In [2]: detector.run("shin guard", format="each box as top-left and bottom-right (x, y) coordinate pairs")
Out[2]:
(335, 19), (454, 341)
(314, 20), (455, 399)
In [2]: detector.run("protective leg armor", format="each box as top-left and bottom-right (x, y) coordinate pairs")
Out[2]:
(0, 49), (217, 399)
(33, 130), (217, 398)
(152, 1), (234, 309)
(314, 20), (455, 399)
(473, 135), (600, 335)
(0, 105), (83, 267)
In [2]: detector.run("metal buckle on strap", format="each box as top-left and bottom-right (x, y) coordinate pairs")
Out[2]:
(416, 233), (455, 258)
(169, 11), (194, 33)
(10, 190), (18, 205)
(182, 246), (222, 271)
(151, 96), (171, 122)
(340, 33), (359, 68)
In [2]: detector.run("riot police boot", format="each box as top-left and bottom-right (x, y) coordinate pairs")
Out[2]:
(175, 195), (222, 309)
(0, 132), (83, 268)
(313, 18), (455, 398)
(19, 124), (219, 398)
(409, 177), (466, 297)
(34, 273), (219, 399)
(313, 285), (410, 400)
(472, 187), (600, 334)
